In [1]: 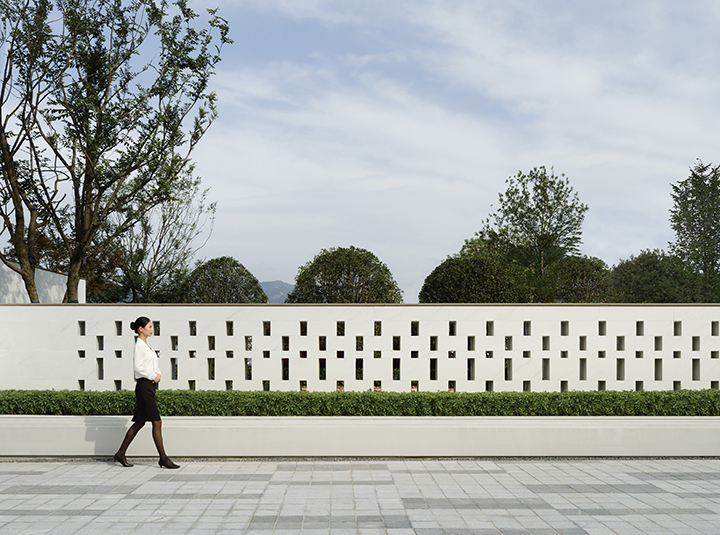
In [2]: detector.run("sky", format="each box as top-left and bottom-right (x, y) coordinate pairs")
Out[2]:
(187, 0), (720, 302)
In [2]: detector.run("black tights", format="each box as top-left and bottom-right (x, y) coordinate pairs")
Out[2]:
(116, 420), (170, 462)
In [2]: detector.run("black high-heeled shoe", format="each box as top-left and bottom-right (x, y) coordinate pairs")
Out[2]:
(159, 458), (180, 469)
(114, 453), (133, 467)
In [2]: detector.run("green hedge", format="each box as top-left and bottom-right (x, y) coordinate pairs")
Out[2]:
(1, 389), (720, 416)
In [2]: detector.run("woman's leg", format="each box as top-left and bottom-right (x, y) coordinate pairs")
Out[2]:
(152, 421), (179, 468)
(115, 421), (145, 462)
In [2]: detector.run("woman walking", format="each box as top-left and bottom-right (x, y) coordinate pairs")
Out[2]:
(114, 316), (179, 469)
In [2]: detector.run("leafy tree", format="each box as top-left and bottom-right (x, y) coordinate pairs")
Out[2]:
(548, 255), (609, 303)
(285, 246), (403, 303)
(0, 0), (230, 302)
(609, 249), (698, 303)
(418, 255), (526, 303)
(185, 257), (267, 304)
(670, 160), (720, 302)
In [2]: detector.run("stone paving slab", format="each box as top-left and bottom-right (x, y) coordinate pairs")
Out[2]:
(2, 458), (720, 534)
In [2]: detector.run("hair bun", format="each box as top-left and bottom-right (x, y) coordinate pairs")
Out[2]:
(130, 321), (136, 331)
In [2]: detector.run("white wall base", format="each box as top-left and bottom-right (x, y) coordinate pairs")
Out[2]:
(2, 416), (720, 457)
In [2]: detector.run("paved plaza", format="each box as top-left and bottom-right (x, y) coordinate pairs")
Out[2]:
(1, 458), (720, 534)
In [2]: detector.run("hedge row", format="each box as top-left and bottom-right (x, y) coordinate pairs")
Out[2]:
(1, 389), (720, 416)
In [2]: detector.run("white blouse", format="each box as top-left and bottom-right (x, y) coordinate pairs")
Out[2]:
(134, 339), (160, 381)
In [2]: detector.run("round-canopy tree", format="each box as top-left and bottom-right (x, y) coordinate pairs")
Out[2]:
(186, 257), (267, 303)
(285, 246), (403, 303)
(419, 256), (526, 303)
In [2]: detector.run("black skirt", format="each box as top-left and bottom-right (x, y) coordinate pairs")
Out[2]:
(133, 378), (161, 422)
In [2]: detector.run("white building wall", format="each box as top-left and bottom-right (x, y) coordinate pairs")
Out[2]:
(0, 262), (86, 303)
(1, 303), (720, 392)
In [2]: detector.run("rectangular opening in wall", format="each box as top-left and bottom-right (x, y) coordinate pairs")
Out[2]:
(411, 350), (418, 358)
(189, 350), (196, 359)
(693, 358), (700, 381)
(300, 380), (307, 391)
(674, 380), (682, 390)
(208, 336), (215, 351)
(356, 336), (364, 351)
(245, 358), (252, 380)
(393, 358), (401, 380)
(616, 359), (625, 381)
(635, 321), (644, 336)
(336, 380), (344, 392)
(486, 350), (493, 358)
(78, 321), (86, 336)
(430, 336), (438, 351)
(97, 336), (104, 351)
(616, 336), (625, 351)
(713, 381), (719, 390)
(467, 336), (475, 351)
(319, 359), (326, 380)
(579, 336), (587, 351)
(505, 336), (513, 351)
(598, 380), (606, 391)
(693, 336), (700, 351)
(78, 350), (85, 358)
(393, 336), (401, 351)
(504, 358), (512, 381)
(97, 358), (104, 380)
(208, 358), (215, 380)
(598, 321), (606, 336)
(636, 381), (643, 391)
(654, 359), (662, 381)
(263, 321), (271, 336)
(263, 350), (270, 359)
(560, 350), (568, 359)
(655, 336), (663, 351)
(226, 350), (233, 358)
(523, 321), (531, 336)
(115, 321), (122, 336)
(449, 321), (457, 336)
(411, 380), (419, 392)
(263, 380), (270, 391)
(561, 380), (568, 392)
(374, 350), (381, 359)
(542, 336), (550, 351)
(115, 350), (122, 359)
(448, 380), (456, 392)
(171, 358), (178, 380)
(448, 350), (456, 359)
(188, 380), (196, 391)
(374, 321), (382, 336)
(245, 336), (252, 351)
(579, 358), (587, 381)
(356, 358), (363, 380)
(542, 358), (550, 380)
(171, 336), (178, 351)
(486, 321), (494, 336)
(674, 321), (682, 336)
(282, 336), (290, 351)
(636, 350), (643, 359)
(337, 321), (345, 336)
(300, 350), (307, 359)
(523, 350), (530, 358)
(411, 321), (419, 336)
(78, 379), (85, 391)
(712, 351), (719, 359)
(523, 380), (531, 392)
(153, 322), (160, 336)
(598, 350), (606, 358)
(373, 380), (382, 392)
(485, 380), (493, 392)
(430, 358), (438, 380)
(713, 321), (720, 336)
(226, 380), (233, 391)
(226, 321), (233, 336)
(114, 380), (122, 391)
(467, 358), (475, 380)
(282, 358), (289, 380)
(319, 336), (326, 351)
(300, 321), (307, 336)
(560, 321), (569, 336)
(337, 350), (344, 359)
(189, 321), (197, 336)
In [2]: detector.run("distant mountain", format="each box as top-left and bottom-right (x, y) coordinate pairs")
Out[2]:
(260, 280), (294, 304)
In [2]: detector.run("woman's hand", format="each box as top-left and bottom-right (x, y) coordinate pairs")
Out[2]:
(153, 373), (161, 383)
